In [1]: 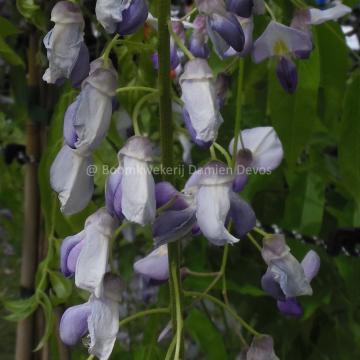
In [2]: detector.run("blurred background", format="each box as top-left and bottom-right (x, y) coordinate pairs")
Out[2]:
(1, 0), (360, 359)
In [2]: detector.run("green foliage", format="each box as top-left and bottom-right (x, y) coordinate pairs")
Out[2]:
(16, 0), (46, 31)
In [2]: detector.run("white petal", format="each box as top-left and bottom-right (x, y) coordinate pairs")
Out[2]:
(178, 133), (193, 164)
(310, 3), (351, 25)
(50, 145), (93, 215)
(96, 0), (131, 33)
(88, 296), (120, 360)
(42, 23), (83, 84)
(229, 127), (283, 171)
(121, 156), (156, 225)
(73, 85), (113, 154)
(196, 185), (239, 245)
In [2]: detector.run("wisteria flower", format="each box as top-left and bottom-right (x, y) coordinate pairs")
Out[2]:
(229, 126), (284, 192)
(51, 58), (118, 214)
(60, 208), (118, 296)
(106, 136), (156, 225)
(60, 273), (123, 359)
(189, 15), (210, 58)
(238, 335), (279, 360)
(180, 58), (223, 148)
(260, 234), (320, 316)
(252, 21), (313, 93)
(43, 1), (89, 87)
(96, 0), (148, 35)
(226, 0), (254, 18)
(309, 1), (351, 25)
(196, 0), (245, 58)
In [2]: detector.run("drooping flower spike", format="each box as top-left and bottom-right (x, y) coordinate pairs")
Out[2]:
(195, 0), (245, 58)
(96, 0), (149, 35)
(252, 21), (313, 93)
(229, 127), (284, 192)
(260, 234), (320, 316)
(60, 273), (124, 360)
(180, 58), (223, 148)
(105, 136), (156, 225)
(60, 208), (118, 296)
(43, 1), (90, 88)
(51, 58), (118, 214)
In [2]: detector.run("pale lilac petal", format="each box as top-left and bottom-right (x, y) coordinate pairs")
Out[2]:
(134, 245), (169, 281)
(116, 0), (148, 35)
(96, 0), (131, 33)
(155, 182), (188, 211)
(69, 42), (90, 88)
(309, 3), (352, 25)
(301, 250), (320, 282)
(60, 230), (85, 277)
(60, 303), (91, 346)
(178, 133), (193, 164)
(67, 240), (84, 276)
(105, 169), (124, 219)
(261, 270), (285, 300)
(247, 335), (279, 360)
(63, 98), (80, 149)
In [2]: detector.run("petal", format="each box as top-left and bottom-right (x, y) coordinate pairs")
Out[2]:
(309, 3), (352, 25)
(247, 335), (279, 360)
(69, 42), (90, 88)
(67, 239), (84, 276)
(276, 56), (298, 94)
(301, 250), (320, 282)
(119, 135), (155, 161)
(121, 156), (156, 225)
(226, 0), (254, 18)
(50, 145), (94, 215)
(88, 296), (120, 360)
(277, 298), (303, 317)
(116, 0), (148, 35)
(134, 245), (169, 281)
(229, 126), (283, 171)
(196, 184), (239, 246)
(178, 133), (193, 164)
(189, 35), (210, 59)
(153, 207), (197, 247)
(252, 21), (312, 63)
(60, 230), (85, 277)
(229, 192), (256, 237)
(155, 181), (188, 210)
(63, 98), (80, 149)
(73, 84), (113, 154)
(261, 270), (285, 300)
(208, 12), (245, 53)
(105, 168), (124, 219)
(96, 0), (131, 33)
(60, 303), (91, 346)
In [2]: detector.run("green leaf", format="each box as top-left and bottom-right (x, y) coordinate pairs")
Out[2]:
(0, 36), (24, 67)
(16, 0), (47, 31)
(185, 309), (228, 360)
(49, 270), (72, 305)
(4, 296), (38, 321)
(0, 16), (21, 37)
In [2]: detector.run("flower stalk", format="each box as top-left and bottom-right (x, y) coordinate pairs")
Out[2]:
(158, 0), (184, 356)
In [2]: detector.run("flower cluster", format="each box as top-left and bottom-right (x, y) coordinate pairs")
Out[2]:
(41, 0), (351, 359)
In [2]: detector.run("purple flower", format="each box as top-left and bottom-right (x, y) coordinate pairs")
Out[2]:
(43, 1), (89, 87)
(252, 21), (312, 93)
(226, 0), (254, 18)
(180, 58), (223, 147)
(189, 16), (210, 59)
(96, 0), (148, 35)
(60, 230), (85, 277)
(239, 335), (279, 360)
(261, 235), (320, 317)
(60, 274), (123, 359)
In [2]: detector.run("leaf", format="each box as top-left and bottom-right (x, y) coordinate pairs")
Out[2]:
(0, 36), (24, 67)
(185, 309), (228, 360)
(49, 270), (72, 305)
(338, 70), (360, 223)
(0, 16), (21, 37)
(16, 0), (47, 32)
(4, 296), (38, 321)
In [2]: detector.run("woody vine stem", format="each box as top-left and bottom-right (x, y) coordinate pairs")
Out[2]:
(158, 0), (184, 358)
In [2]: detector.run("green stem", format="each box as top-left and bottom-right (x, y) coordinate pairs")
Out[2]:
(232, 59), (245, 169)
(102, 34), (120, 68)
(168, 22), (195, 61)
(213, 142), (232, 168)
(185, 269), (220, 277)
(247, 233), (262, 252)
(179, 6), (198, 21)
(118, 308), (169, 328)
(253, 226), (268, 237)
(264, 2), (277, 21)
(184, 291), (261, 337)
(210, 145), (217, 160)
(158, 0), (184, 357)
(165, 336), (177, 360)
(132, 91), (158, 136)
(116, 86), (158, 94)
